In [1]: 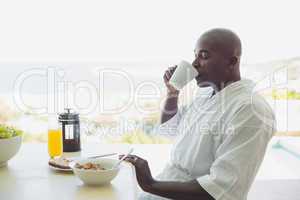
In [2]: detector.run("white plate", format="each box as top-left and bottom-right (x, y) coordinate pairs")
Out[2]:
(49, 164), (73, 172)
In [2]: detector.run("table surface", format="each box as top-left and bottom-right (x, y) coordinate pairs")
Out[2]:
(1, 137), (300, 200)
(0, 143), (138, 200)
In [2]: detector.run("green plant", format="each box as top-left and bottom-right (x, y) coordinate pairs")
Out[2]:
(272, 89), (300, 100)
(0, 124), (23, 139)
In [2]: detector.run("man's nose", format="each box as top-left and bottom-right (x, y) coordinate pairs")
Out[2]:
(192, 60), (198, 68)
(192, 60), (201, 70)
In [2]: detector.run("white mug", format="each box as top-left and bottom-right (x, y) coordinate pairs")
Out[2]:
(169, 60), (198, 90)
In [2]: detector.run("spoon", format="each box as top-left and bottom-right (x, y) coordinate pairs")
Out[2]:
(68, 153), (117, 161)
(112, 148), (134, 169)
(68, 153), (117, 169)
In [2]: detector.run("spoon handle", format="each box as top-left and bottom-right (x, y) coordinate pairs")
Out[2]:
(113, 148), (134, 169)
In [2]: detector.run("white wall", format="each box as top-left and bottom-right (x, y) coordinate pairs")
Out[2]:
(0, 0), (299, 64)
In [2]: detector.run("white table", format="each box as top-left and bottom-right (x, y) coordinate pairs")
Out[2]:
(0, 143), (138, 200)
(1, 137), (300, 200)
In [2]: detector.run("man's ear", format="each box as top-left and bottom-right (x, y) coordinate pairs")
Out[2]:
(230, 56), (238, 66)
(228, 56), (238, 71)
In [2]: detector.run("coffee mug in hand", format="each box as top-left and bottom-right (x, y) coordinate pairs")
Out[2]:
(169, 60), (198, 90)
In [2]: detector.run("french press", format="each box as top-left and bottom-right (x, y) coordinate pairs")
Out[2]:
(58, 108), (81, 152)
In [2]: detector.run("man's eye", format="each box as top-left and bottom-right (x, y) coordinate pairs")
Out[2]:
(201, 52), (209, 59)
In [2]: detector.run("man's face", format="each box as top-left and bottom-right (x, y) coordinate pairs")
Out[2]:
(192, 36), (230, 88)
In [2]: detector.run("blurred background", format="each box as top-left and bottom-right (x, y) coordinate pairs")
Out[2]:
(0, 0), (299, 143)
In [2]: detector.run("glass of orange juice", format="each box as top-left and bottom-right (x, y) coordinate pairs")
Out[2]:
(48, 115), (63, 158)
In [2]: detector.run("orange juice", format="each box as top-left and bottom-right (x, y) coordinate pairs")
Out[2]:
(48, 129), (63, 158)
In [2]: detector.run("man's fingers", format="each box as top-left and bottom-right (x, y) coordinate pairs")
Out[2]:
(168, 66), (177, 71)
(119, 154), (137, 162)
(122, 155), (146, 166)
(164, 70), (173, 81)
(163, 74), (169, 84)
(164, 70), (171, 80)
(124, 157), (138, 166)
(166, 71), (172, 79)
(126, 154), (142, 161)
(164, 66), (177, 81)
(131, 155), (144, 160)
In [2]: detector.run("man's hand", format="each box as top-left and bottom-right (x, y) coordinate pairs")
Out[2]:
(161, 66), (180, 123)
(119, 154), (214, 200)
(163, 66), (180, 96)
(119, 154), (155, 192)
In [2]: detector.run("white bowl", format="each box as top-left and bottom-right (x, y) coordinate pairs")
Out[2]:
(0, 135), (22, 167)
(71, 158), (120, 186)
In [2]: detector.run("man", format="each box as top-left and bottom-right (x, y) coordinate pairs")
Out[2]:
(122, 28), (276, 200)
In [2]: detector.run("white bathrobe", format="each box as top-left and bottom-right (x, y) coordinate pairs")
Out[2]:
(139, 79), (276, 200)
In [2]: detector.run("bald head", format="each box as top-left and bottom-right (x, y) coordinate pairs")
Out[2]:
(201, 28), (242, 58)
(193, 28), (242, 89)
